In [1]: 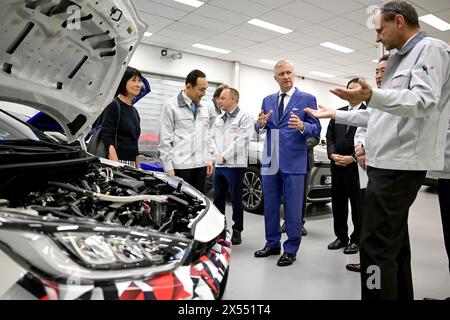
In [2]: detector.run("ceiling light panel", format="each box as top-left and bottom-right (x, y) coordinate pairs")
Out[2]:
(247, 19), (293, 34)
(173, 0), (204, 8)
(192, 43), (231, 54)
(320, 42), (355, 53)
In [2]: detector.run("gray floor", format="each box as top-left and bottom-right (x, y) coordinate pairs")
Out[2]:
(214, 186), (450, 300)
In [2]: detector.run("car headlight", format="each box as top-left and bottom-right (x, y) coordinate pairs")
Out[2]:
(0, 227), (192, 284)
(54, 233), (175, 269)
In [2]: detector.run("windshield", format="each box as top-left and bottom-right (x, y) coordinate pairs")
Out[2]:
(0, 109), (55, 143)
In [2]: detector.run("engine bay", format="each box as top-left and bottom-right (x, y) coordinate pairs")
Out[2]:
(0, 159), (207, 239)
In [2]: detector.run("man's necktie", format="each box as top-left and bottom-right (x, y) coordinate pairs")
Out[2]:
(278, 93), (287, 120)
(223, 113), (229, 123)
(190, 101), (197, 115)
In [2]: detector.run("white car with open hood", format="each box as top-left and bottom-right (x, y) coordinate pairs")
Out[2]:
(0, 0), (230, 300)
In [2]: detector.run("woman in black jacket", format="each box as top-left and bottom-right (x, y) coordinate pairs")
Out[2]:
(102, 67), (142, 168)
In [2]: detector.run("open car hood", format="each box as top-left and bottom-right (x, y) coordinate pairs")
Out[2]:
(0, 0), (147, 142)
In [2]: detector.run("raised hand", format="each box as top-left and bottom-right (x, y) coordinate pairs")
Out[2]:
(330, 79), (373, 106)
(304, 104), (336, 119)
(258, 110), (273, 127)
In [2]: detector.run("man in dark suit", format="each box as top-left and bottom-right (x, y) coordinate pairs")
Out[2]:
(254, 60), (321, 266)
(326, 78), (365, 255)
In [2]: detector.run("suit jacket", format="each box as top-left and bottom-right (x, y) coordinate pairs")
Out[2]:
(326, 104), (367, 168)
(259, 88), (321, 175)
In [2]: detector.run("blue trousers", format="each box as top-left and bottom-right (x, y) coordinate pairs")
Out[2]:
(262, 171), (305, 254)
(213, 167), (246, 232)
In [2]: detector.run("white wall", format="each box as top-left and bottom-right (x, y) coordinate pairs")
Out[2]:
(132, 44), (348, 139)
(130, 44), (232, 85)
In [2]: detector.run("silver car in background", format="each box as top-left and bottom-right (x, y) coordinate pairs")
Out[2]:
(242, 136), (332, 214)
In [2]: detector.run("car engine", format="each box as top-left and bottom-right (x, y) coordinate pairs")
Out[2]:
(0, 159), (206, 239)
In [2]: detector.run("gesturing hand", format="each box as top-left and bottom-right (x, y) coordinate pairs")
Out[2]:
(258, 110), (273, 127)
(288, 112), (304, 131)
(330, 80), (373, 106)
(304, 104), (336, 119)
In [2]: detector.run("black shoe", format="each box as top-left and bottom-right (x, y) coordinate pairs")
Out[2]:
(231, 230), (241, 245)
(327, 238), (348, 250)
(281, 222), (286, 233)
(254, 246), (281, 258)
(343, 242), (359, 254)
(345, 263), (361, 272)
(277, 252), (296, 266)
(302, 226), (307, 236)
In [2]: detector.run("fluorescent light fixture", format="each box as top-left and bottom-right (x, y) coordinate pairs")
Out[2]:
(192, 43), (231, 54)
(320, 42), (355, 53)
(247, 19), (293, 34)
(310, 71), (336, 78)
(259, 59), (277, 65)
(372, 59), (379, 63)
(173, 0), (204, 8)
(143, 32), (153, 37)
(419, 14), (450, 31)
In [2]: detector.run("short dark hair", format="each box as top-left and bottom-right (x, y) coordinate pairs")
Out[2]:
(116, 66), (142, 96)
(381, 1), (420, 28)
(347, 78), (360, 89)
(213, 84), (229, 98)
(379, 54), (390, 63)
(185, 69), (206, 87)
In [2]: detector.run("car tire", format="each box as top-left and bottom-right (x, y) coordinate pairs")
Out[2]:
(217, 267), (229, 300)
(242, 166), (264, 214)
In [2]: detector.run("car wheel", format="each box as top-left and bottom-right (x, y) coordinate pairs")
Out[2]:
(217, 267), (229, 300)
(242, 166), (264, 214)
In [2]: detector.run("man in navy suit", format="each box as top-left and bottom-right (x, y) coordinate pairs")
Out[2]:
(254, 60), (321, 266)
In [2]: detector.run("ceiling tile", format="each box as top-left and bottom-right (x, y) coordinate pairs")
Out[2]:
(178, 14), (234, 32)
(267, 38), (308, 51)
(214, 33), (258, 48)
(319, 17), (368, 35)
(249, 0), (296, 9)
(141, 35), (193, 51)
(411, 0), (450, 13)
(257, 10), (312, 31)
(352, 29), (379, 44)
(303, 0), (364, 15)
(167, 21), (217, 39)
(194, 4), (250, 25)
(296, 25), (343, 42)
(278, 1), (334, 23)
(297, 47), (336, 60)
(225, 26), (277, 42)
(136, 0), (189, 20)
(332, 36), (374, 51)
(281, 32), (323, 47)
(157, 28), (203, 43)
(435, 8), (450, 22)
(134, 1), (449, 87)
(208, 0), (271, 17)
(138, 12), (175, 28)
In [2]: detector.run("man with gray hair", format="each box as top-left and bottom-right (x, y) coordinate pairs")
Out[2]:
(306, 1), (450, 299)
(254, 60), (321, 266)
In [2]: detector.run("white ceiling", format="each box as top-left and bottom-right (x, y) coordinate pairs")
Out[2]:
(134, 0), (450, 85)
